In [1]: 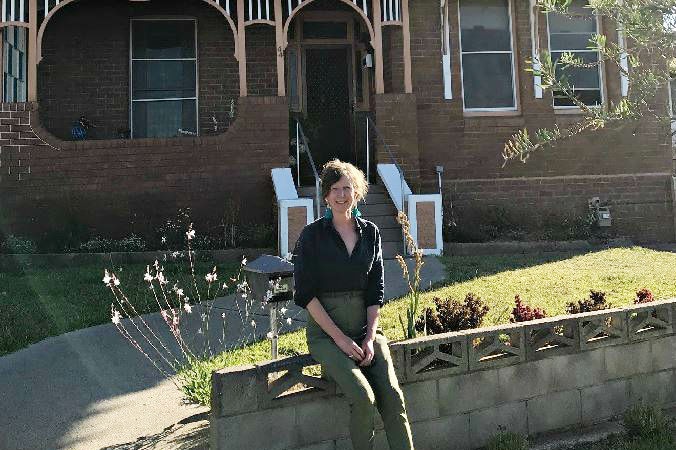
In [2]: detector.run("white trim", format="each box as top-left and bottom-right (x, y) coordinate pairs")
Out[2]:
(377, 163), (412, 211)
(278, 198), (314, 257)
(272, 167), (299, 200)
(529, 0), (542, 98)
(441, 0), (452, 99)
(457, 0), (518, 112)
(407, 194), (443, 256)
(546, 1), (605, 109)
(129, 18), (199, 138)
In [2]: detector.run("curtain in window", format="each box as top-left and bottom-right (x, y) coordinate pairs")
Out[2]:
(459, 0), (516, 110)
(548, 0), (602, 107)
(131, 20), (197, 138)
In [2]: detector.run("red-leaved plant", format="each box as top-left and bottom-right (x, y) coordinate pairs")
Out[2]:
(510, 295), (547, 323)
(634, 288), (654, 304)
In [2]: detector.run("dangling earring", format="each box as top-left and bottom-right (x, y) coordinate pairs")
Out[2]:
(324, 205), (333, 219)
(351, 206), (362, 218)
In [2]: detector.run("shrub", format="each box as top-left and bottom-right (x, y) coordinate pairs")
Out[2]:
(510, 295), (547, 323)
(1, 235), (37, 254)
(634, 288), (654, 304)
(78, 235), (147, 253)
(415, 293), (489, 335)
(486, 428), (528, 450)
(623, 403), (673, 441)
(566, 290), (610, 314)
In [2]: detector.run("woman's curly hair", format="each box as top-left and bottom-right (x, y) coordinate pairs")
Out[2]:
(320, 159), (369, 203)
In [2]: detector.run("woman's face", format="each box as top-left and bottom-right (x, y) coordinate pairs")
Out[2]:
(325, 175), (357, 216)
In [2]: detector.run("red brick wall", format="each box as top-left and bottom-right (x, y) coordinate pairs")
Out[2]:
(38, 0), (239, 140)
(0, 98), (289, 238)
(403, 0), (674, 241)
(382, 26), (404, 94)
(246, 25), (278, 97)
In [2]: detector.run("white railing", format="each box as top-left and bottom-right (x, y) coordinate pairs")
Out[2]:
(1, 0), (27, 23)
(381, 0), (400, 22)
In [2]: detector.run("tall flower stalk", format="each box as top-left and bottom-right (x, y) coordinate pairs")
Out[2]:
(396, 211), (425, 340)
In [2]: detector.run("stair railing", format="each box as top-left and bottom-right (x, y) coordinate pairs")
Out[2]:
(365, 115), (407, 215)
(294, 119), (321, 219)
(365, 114), (408, 252)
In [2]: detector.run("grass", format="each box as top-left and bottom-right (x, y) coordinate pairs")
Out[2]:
(180, 246), (676, 406)
(0, 259), (239, 356)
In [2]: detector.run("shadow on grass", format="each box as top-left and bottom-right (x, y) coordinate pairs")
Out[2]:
(437, 250), (591, 288)
(100, 412), (209, 450)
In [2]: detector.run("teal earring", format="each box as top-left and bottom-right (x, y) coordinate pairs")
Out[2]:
(324, 206), (333, 219)
(352, 207), (362, 218)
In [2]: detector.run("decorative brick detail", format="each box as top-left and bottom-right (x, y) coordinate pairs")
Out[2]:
(415, 201), (436, 248)
(38, 0), (239, 140)
(1, 97), (289, 237)
(287, 206), (307, 252)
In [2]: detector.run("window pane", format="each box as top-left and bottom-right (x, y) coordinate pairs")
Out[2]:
(132, 21), (195, 59)
(552, 51), (600, 89)
(302, 22), (348, 39)
(132, 60), (196, 100)
(460, 0), (512, 52)
(462, 53), (514, 109)
(550, 32), (594, 51)
(133, 100), (197, 138)
(553, 89), (601, 107)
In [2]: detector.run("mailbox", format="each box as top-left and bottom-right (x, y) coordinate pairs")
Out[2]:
(242, 255), (294, 358)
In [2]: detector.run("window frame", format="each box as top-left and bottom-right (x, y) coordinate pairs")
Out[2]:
(546, 2), (605, 110)
(129, 17), (199, 139)
(457, 0), (519, 113)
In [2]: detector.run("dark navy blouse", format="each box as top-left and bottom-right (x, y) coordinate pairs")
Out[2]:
(292, 216), (384, 308)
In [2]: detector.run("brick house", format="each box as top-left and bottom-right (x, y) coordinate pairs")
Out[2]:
(0, 0), (673, 247)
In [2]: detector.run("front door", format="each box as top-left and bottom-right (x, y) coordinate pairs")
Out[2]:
(304, 46), (353, 169)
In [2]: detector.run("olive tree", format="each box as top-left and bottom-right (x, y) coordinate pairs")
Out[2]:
(503, 0), (676, 164)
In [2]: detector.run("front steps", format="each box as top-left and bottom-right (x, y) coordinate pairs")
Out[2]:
(296, 184), (405, 259)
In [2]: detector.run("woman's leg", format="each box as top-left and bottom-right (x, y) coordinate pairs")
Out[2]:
(363, 334), (415, 450)
(309, 338), (377, 450)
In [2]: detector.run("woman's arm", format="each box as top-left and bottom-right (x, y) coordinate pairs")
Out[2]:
(359, 305), (380, 366)
(307, 297), (365, 361)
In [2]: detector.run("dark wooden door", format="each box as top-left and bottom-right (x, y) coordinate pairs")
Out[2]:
(304, 47), (352, 172)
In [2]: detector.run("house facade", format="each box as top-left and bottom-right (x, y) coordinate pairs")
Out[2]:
(0, 0), (673, 244)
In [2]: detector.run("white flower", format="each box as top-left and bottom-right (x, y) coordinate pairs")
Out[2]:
(286, 318), (292, 325)
(111, 309), (122, 325)
(201, 313), (207, 321)
(112, 276), (120, 287)
(264, 290), (273, 302)
(157, 272), (167, 285)
(184, 302), (192, 313)
(197, 328), (203, 334)
(143, 266), (153, 283)
(205, 273), (216, 283)
(285, 252), (293, 261)
(241, 293), (248, 299)
(171, 251), (180, 259)
(266, 331), (273, 339)
(221, 313), (226, 319)
(175, 288), (184, 297)
(241, 257), (247, 266)
(161, 236), (167, 244)
(186, 229), (196, 240)
(222, 282), (228, 289)
(102, 270), (112, 285)
(280, 307), (288, 315)
(250, 320), (256, 327)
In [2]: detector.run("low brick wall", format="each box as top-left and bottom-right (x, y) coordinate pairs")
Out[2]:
(211, 299), (676, 450)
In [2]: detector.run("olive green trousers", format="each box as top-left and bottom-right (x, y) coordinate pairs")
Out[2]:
(307, 291), (414, 450)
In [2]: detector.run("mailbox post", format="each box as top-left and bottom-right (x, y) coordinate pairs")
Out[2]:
(242, 255), (294, 359)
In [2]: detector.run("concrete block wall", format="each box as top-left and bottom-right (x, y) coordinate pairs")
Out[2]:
(212, 299), (676, 450)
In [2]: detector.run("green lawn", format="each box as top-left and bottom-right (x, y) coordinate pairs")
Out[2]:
(0, 259), (239, 355)
(180, 246), (676, 406)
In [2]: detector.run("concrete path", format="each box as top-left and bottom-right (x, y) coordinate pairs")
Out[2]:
(0, 256), (447, 450)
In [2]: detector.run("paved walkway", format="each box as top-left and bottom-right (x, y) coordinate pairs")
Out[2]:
(0, 256), (447, 450)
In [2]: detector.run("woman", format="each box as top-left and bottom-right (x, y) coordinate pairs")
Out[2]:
(293, 159), (415, 450)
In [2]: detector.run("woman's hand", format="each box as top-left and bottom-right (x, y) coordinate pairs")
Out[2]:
(334, 333), (365, 362)
(359, 337), (375, 367)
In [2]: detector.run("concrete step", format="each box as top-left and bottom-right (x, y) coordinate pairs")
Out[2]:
(380, 227), (402, 242)
(368, 215), (399, 230)
(383, 241), (405, 260)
